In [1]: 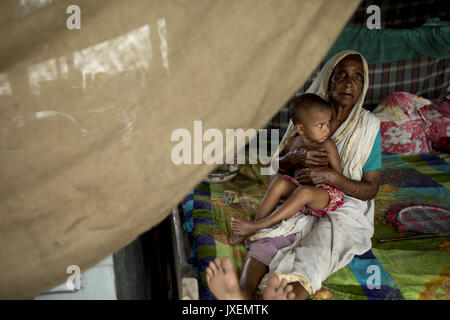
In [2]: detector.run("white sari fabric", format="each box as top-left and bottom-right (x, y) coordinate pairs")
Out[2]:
(257, 51), (380, 295)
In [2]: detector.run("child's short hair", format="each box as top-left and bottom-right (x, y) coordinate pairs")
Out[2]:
(288, 93), (330, 124)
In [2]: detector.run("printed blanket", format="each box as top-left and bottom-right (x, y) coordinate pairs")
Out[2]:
(182, 152), (450, 300)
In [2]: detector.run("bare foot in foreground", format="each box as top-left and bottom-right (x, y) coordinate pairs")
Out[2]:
(206, 257), (248, 300)
(262, 274), (296, 300)
(231, 217), (259, 237)
(228, 233), (247, 245)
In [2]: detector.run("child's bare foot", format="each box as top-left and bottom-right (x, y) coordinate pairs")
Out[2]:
(228, 233), (247, 245)
(206, 257), (248, 300)
(231, 218), (259, 237)
(262, 274), (296, 300)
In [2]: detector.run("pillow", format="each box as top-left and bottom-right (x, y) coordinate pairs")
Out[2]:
(373, 92), (433, 155)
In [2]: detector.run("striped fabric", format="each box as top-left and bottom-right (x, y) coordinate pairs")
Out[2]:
(182, 182), (217, 300)
(267, 56), (450, 137)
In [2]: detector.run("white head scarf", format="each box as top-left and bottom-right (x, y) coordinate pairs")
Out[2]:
(272, 50), (379, 180)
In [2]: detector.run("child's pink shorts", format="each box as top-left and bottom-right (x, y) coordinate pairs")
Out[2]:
(282, 175), (344, 217)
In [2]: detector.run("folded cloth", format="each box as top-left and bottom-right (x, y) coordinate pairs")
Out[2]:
(245, 233), (297, 266)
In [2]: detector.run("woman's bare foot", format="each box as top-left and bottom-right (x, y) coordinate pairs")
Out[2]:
(262, 274), (296, 300)
(231, 218), (259, 237)
(206, 257), (248, 300)
(228, 233), (247, 245)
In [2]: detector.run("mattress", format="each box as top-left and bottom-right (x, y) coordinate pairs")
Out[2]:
(182, 152), (450, 300)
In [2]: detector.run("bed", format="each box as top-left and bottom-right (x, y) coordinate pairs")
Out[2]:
(182, 152), (450, 300)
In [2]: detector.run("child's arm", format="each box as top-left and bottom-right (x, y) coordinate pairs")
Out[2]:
(278, 136), (296, 174)
(284, 136), (296, 154)
(323, 139), (342, 174)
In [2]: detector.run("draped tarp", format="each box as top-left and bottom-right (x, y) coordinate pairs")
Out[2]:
(0, 0), (361, 299)
(325, 18), (450, 63)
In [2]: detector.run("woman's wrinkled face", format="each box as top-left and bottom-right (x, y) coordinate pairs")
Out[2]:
(328, 55), (364, 108)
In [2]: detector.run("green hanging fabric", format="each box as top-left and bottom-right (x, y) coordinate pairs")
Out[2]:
(326, 18), (450, 63)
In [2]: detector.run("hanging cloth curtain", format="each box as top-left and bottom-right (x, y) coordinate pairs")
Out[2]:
(326, 18), (450, 63)
(0, 0), (360, 298)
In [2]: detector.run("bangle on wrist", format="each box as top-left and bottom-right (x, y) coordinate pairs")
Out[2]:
(352, 183), (360, 196)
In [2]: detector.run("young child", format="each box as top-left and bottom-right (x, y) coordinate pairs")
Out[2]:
(229, 93), (344, 244)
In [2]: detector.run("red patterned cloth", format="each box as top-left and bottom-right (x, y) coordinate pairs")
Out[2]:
(282, 175), (344, 217)
(373, 92), (450, 155)
(421, 99), (450, 148)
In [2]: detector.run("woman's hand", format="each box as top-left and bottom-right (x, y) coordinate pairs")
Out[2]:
(287, 146), (329, 167)
(294, 167), (337, 185)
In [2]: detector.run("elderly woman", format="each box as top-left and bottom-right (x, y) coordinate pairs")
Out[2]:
(206, 50), (381, 300)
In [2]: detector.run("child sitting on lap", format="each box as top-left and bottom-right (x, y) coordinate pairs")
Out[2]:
(229, 93), (344, 244)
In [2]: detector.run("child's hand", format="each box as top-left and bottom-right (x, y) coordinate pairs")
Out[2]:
(294, 167), (337, 185)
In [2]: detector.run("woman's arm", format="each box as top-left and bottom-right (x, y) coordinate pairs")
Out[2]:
(331, 170), (380, 200)
(295, 168), (381, 201)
